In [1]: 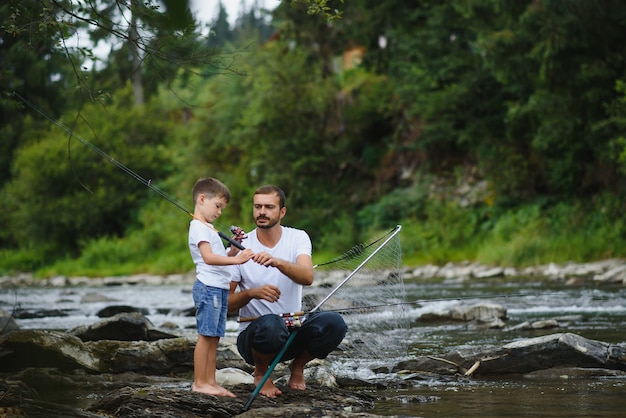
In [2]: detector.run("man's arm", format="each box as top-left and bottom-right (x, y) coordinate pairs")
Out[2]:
(252, 253), (314, 286)
(228, 281), (282, 312)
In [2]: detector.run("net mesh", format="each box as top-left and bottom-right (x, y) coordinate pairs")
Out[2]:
(303, 225), (408, 372)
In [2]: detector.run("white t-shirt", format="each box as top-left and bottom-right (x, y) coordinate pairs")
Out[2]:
(188, 219), (232, 289)
(233, 226), (312, 332)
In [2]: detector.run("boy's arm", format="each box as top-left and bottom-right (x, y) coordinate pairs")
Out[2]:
(199, 241), (253, 265)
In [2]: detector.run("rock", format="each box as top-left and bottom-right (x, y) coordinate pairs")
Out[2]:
(89, 384), (380, 418)
(508, 319), (559, 331)
(472, 333), (626, 374)
(418, 302), (507, 328)
(70, 312), (178, 342)
(0, 330), (102, 372)
(97, 305), (150, 318)
(449, 303), (507, 322)
(472, 266), (504, 279)
(217, 367), (254, 385)
(80, 292), (117, 303)
(594, 264), (626, 284)
(396, 333), (626, 377)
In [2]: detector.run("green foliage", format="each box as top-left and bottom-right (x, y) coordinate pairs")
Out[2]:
(3, 0), (626, 277)
(476, 194), (626, 265)
(1, 87), (172, 267)
(38, 197), (191, 277)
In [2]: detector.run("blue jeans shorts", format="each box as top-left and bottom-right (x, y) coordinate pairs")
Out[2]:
(192, 280), (228, 337)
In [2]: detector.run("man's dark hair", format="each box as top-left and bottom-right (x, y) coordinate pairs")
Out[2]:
(254, 185), (286, 208)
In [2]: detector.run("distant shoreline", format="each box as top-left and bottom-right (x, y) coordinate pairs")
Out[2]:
(2, 258), (625, 288)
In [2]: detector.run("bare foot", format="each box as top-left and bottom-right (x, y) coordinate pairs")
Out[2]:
(255, 376), (282, 398)
(192, 383), (237, 398)
(289, 365), (307, 390)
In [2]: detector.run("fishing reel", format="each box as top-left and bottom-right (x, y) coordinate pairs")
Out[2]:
(230, 225), (248, 243)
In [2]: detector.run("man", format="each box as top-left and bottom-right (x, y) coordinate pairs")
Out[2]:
(228, 185), (347, 398)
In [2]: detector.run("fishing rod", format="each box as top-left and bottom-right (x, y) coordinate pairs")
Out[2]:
(236, 291), (566, 322)
(13, 91), (245, 250)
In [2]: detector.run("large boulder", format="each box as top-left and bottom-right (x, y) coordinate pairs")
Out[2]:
(70, 311), (178, 341)
(0, 330), (102, 372)
(397, 332), (626, 377)
(475, 332), (626, 374)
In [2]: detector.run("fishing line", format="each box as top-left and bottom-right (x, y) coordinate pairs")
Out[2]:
(13, 91), (244, 250)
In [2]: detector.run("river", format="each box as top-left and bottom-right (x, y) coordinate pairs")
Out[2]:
(3, 274), (626, 417)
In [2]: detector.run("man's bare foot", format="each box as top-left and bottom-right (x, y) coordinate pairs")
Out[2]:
(289, 363), (307, 390)
(255, 376), (282, 398)
(192, 383), (237, 397)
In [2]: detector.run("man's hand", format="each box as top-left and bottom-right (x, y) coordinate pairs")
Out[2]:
(253, 284), (281, 303)
(251, 252), (313, 286)
(252, 251), (277, 267)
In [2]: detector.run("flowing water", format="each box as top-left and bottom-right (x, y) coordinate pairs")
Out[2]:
(3, 275), (626, 417)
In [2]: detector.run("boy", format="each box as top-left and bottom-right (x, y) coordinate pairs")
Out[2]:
(189, 177), (254, 397)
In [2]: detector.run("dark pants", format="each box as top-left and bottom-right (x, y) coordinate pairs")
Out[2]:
(236, 312), (347, 365)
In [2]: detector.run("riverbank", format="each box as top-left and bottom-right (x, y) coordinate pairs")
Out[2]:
(2, 258), (625, 288)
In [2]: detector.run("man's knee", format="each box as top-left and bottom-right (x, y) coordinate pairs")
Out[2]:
(249, 314), (290, 353)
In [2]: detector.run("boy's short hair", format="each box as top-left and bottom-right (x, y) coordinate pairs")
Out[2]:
(254, 185), (286, 208)
(192, 178), (231, 204)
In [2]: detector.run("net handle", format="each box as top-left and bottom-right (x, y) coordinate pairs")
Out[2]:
(310, 224), (402, 313)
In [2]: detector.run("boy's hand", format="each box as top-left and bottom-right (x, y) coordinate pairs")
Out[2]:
(235, 248), (254, 264)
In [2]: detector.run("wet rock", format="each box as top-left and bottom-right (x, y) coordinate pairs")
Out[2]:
(508, 319), (559, 331)
(0, 329), (197, 374)
(418, 302), (507, 328)
(449, 302), (507, 322)
(80, 292), (117, 303)
(70, 312), (178, 342)
(96, 305), (149, 318)
(88, 337), (195, 373)
(89, 384), (381, 418)
(467, 333), (626, 374)
(397, 333), (626, 377)
(12, 308), (70, 319)
(0, 330), (102, 372)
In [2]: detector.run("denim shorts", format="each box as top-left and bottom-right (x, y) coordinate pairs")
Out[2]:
(192, 280), (228, 337)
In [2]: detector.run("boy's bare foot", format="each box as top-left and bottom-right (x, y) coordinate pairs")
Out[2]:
(255, 376), (282, 398)
(192, 383), (237, 397)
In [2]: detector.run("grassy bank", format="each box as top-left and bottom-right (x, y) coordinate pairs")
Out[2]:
(1, 194), (624, 278)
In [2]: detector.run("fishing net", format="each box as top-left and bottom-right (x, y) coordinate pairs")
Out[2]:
(303, 225), (408, 372)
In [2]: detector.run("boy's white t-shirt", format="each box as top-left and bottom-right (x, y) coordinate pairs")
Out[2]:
(233, 226), (312, 332)
(188, 219), (232, 289)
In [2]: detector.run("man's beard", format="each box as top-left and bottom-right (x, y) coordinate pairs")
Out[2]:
(256, 216), (279, 229)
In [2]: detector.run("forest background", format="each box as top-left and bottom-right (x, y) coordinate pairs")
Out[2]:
(1, 0), (626, 278)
